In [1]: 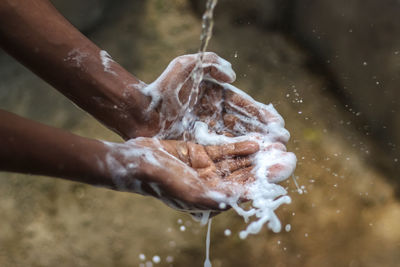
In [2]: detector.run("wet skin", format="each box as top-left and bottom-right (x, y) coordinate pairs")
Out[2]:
(0, 0), (294, 210)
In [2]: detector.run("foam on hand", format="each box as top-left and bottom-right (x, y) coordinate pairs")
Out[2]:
(134, 53), (296, 237)
(101, 51), (296, 239)
(193, 82), (296, 238)
(99, 50), (117, 75)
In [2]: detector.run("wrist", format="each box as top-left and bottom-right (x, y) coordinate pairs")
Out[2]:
(96, 140), (148, 193)
(65, 137), (118, 189)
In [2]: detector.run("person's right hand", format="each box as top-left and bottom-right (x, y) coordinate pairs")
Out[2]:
(102, 137), (260, 211)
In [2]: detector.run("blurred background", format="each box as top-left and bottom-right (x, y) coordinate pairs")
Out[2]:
(0, 0), (399, 266)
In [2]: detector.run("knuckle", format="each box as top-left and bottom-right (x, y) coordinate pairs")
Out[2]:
(175, 54), (195, 64)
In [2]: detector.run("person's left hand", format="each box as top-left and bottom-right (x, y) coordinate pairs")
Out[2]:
(127, 52), (236, 139)
(103, 137), (261, 211)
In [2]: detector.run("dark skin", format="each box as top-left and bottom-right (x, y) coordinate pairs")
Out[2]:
(0, 0), (290, 210)
(0, 110), (259, 210)
(0, 0), (235, 139)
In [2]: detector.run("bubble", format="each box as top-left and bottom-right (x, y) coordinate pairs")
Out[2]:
(285, 224), (291, 232)
(180, 225), (186, 232)
(139, 254), (146, 261)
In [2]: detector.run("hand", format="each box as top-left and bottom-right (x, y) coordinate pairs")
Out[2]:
(194, 80), (290, 144)
(190, 80), (296, 184)
(130, 52), (236, 139)
(102, 137), (260, 211)
(127, 53), (290, 144)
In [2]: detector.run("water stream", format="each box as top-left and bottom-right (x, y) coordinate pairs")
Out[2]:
(187, 0), (218, 119)
(198, 2), (218, 266)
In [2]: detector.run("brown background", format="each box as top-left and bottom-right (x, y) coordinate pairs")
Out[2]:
(0, 0), (399, 266)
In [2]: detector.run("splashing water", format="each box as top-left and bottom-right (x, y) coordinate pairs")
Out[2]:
(187, 0), (296, 265)
(188, 0), (290, 264)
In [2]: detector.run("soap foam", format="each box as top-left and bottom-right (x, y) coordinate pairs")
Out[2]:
(100, 50), (117, 75)
(191, 81), (297, 238)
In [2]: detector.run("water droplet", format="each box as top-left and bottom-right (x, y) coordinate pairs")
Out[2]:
(152, 255), (161, 264)
(219, 202), (227, 209)
(224, 229), (231, 236)
(166, 256), (174, 263)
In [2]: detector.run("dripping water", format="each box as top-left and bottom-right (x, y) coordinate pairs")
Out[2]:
(204, 218), (213, 267)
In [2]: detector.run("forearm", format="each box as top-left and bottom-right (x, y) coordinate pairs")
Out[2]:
(0, 0), (151, 139)
(0, 109), (113, 187)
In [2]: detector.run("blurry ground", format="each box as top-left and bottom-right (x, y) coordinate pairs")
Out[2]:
(0, 0), (399, 266)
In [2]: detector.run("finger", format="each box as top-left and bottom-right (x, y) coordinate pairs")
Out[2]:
(178, 78), (195, 106)
(176, 56), (229, 106)
(224, 86), (284, 125)
(195, 81), (224, 119)
(159, 140), (190, 164)
(220, 131), (235, 137)
(216, 157), (252, 176)
(223, 113), (266, 135)
(188, 195), (222, 211)
(205, 141), (259, 161)
(187, 142), (213, 168)
(266, 152), (296, 183)
(202, 52), (236, 83)
(267, 163), (287, 183)
(223, 112), (291, 144)
(264, 142), (287, 152)
(173, 53), (235, 83)
(225, 166), (255, 185)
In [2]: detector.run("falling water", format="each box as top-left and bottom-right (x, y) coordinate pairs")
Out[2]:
(199, 3), (219, 267)
(188, 0), (218, 113)
(204, 218), (213, 267)
(199, 0), (218, 56)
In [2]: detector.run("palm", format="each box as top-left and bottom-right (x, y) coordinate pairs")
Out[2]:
(106, 138), (259, 211)
(194, 81), (289, 143)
